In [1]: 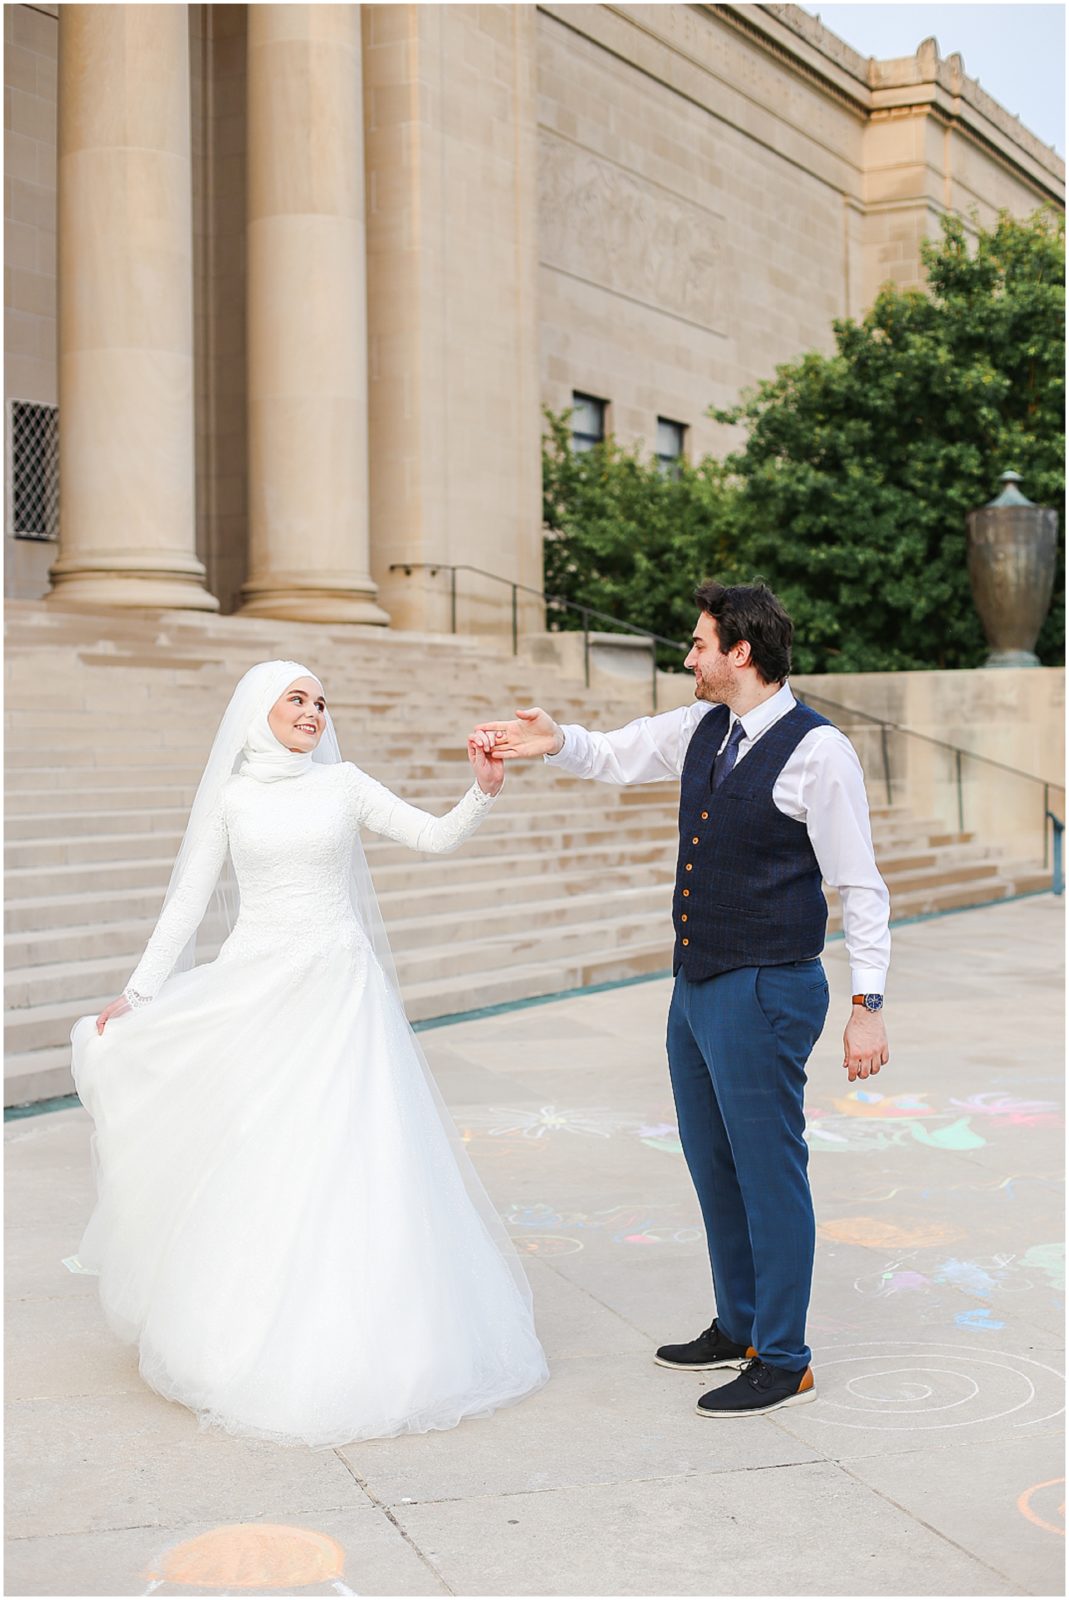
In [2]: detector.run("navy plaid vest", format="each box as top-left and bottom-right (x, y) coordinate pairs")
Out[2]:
(672, 701), (832, 980)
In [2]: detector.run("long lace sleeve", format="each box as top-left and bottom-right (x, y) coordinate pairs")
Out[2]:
(123, 795), (229, 1006)
(344, 766), (497, 853)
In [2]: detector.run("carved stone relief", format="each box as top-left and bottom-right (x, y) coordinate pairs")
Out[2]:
(538, 133), (724, 332)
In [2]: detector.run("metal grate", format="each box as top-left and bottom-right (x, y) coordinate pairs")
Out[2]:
(10, 400), (59, 540)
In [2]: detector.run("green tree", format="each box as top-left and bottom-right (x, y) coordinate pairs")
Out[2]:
(541, 409), (737, 667)
(711, 208), (1065, 671)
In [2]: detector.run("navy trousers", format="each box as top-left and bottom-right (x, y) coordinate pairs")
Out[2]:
(666, 961), (829, 1372)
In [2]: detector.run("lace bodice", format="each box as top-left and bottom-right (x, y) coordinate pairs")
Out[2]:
(124, 765), (496, 1004)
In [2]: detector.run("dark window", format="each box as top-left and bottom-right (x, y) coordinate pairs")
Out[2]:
(11, 401), (59, 540)
(571, 392), (606, 454)
(656, 417), (686, 478)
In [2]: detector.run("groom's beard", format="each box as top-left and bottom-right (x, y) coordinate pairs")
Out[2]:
(694, 674), (729, 704)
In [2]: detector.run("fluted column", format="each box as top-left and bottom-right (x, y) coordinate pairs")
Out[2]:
(49, 4), (217, 611)
(240, 4), (387, 624)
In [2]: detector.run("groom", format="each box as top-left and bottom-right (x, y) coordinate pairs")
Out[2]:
(473, 581), (890, 1417)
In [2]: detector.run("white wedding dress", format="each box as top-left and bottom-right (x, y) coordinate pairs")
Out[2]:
(70, 753), (548, 1448)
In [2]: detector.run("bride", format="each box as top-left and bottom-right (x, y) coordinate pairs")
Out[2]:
(70, 659), (549, 1448)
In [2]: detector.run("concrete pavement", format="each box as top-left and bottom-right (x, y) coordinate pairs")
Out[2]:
(4, 896), (1064, 1597)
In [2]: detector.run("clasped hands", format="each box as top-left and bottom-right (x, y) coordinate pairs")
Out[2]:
(468, 706), (888, 1083)
(469, 707), (563, 763)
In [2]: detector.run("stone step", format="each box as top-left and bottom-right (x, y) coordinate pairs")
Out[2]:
(3, 1046), (75, 1108)
(4, 870), (675, 966)
(2, 832), (675, 908)
(4, 811), (683, 877)
(883, 877), (1045, 920)
(878, 858), (1004, 896)
(2, 780), (677, 831)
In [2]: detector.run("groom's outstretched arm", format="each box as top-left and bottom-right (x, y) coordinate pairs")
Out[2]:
(472, 703), (709, 784)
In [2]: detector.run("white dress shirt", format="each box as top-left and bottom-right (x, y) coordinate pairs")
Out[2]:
(545, 681), (890, 995)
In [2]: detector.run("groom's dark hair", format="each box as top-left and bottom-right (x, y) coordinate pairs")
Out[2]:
(694, 581), (793, 685)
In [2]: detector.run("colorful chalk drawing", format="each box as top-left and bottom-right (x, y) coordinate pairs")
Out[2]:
(818, 1217), (965, 1251)
(802, 1339), (1065, 1434)
(634, 1120), (684, 1155)
(806, 1085), (1063, 1155)
(460, 1088), (1062, 1159)
(1017, 1477), (1066, 1538)
(848, 1246), (1064, 1329)
(141, 1524), (356, 1594)
(956, 1306), (1005, 1332)
(949, 1092), (1063, 1128)
(1021, 1242), (1066, 1293)
(502, 1200), (702, 1255)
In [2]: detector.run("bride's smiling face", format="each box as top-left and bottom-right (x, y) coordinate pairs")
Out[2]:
(268, 677), (327, 753)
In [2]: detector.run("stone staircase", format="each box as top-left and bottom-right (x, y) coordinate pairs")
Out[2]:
(4, 602), (1051, 1106)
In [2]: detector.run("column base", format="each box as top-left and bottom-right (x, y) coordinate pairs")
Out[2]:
(238, 575), (391, 626)
(46, 556), (219, 613)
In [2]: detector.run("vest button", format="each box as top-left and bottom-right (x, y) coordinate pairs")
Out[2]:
(681, 914), (687, 923)
(682, 888), (690, 897)
(692, 836), (699, 845)
(685, 863), (693, 871)
(700, 811), (709, 820)
(682, 938), (689, 946)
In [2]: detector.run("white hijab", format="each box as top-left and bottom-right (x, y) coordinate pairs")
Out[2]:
(159, 659), (395, 986)
(239, 664), (323, 782)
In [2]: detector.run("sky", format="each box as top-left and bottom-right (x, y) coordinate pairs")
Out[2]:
(798, 4), (1065, 155)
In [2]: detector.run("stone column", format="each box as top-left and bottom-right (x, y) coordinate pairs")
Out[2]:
(240, 4), (388, 624)
(49, 4), (217, 611)
(363, 5), (543, 636)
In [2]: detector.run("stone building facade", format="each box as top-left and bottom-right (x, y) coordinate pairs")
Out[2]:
(4, 3), (1064, 633)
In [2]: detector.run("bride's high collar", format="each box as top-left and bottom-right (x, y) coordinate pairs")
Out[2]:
(239, 713), (315, 782)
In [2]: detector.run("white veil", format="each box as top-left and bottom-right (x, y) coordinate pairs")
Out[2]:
(165, 659), (397, 992)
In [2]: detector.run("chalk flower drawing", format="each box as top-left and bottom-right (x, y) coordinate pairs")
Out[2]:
(470, 1105), (636, 1140)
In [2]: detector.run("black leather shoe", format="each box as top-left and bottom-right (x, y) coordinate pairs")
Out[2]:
(654, 1318), (757, 1371)
(696, 1357), (816, 1416)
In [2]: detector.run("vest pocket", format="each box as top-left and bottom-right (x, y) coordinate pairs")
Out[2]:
(705, 901), (771, 920)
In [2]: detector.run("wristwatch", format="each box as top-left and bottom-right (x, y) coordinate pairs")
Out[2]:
(852, 993), (884, 1012)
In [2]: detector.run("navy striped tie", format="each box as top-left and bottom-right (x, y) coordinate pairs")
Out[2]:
(712, 718), (746, 789)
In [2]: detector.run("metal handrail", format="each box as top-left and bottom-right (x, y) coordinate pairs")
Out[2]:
(1047, 810), (1065, 895)
(389, 561), (685, 709)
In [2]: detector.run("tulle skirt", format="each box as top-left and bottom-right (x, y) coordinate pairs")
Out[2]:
(69, 941), (549, 1448)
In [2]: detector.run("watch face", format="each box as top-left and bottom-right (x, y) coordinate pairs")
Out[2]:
(864, 994), (884, 1012)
